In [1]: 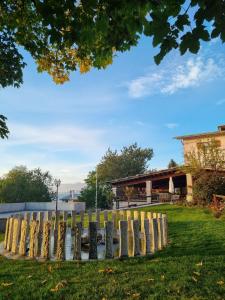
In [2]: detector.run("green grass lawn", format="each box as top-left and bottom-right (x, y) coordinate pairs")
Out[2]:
(1, 205), (225, 300)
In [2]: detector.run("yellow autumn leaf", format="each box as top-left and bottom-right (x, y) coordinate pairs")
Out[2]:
(196, 261), (203, 267)
(192, 276), (198, 282)
(1, 282), (14, 287)
(193, 271), (200, 276)
(132, 293), (140, 299)
(217, 280), (224, 286)
(50, 280), (67, 292)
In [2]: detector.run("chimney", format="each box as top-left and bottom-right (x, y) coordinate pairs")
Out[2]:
(218, 125), (225, 132)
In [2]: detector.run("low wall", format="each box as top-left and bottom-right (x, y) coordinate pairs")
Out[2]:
(0, 201), (85, 214)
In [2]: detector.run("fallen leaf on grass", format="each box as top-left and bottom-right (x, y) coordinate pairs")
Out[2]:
(132, 293), (140, 299)
(50, 280), (67, 292)
(192, 277), (198, 283)
(1, 282), (14, 287)
(217, 280), (224, 286)
(193, 271), (200, 276)
(41, 279), (47, 285)
(147, 278), (155, 282)
(27, 275), (33, 279)
(196, 261), (203, 267)
(98, 268), (114, 274)
(161, 275), (165, 280)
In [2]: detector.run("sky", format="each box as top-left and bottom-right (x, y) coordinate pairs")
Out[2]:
(1, 36), (225, 185)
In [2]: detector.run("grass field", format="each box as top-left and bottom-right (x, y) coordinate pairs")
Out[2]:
(0, 205), (225, 299)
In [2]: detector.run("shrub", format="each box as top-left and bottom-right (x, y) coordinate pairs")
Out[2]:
(193, 172), (225, 206)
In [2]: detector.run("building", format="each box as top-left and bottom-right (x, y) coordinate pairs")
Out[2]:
(111, 125), (225, 206)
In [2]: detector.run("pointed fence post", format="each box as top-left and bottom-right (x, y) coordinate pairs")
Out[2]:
(119, 220), (128, 258)
(147, 212), (153, 220)
(133, 210), (139, 220)
(73, 222), (82, 260)
(96, 209), (101, 229)
(111, 211), (117, 237)
(71, 211), (76, 230)
(11, 217), (21, 254)
(56, 221), (66, 260)
(105, 221), (114, 259)
(89, 222), (98, 259)
(103, 210), (108, 222)
(3, 218), (9, 250)
(131, 219), (140, 256)
(29, 220), (39, 258)
(140, 211), (146, 232)
(157, 217), (163, 250)
(18, 220), (28, 256)
(41, 221), (51, 259)
(150, 218), (158, 253)
(63, 211), (68, 222)
(7, 217), (14, 251)
(80, 211), (84, 228)
(144, 219), (151, 255)
(162, 214), (168, 246)
(126, 210), (132, 232)
(37, 212), (44, 256)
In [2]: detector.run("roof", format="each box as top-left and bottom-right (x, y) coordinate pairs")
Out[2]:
(111, 167), (184, 185)
(175, 127), (225, 140)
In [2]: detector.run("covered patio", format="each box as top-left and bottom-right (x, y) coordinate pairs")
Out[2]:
(111, 167), (191, 208)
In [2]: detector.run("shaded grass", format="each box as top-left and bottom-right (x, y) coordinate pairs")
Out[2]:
(0, 205), (225, 299)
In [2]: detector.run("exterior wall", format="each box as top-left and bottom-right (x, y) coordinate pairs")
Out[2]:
(0, 201), (85, 214)
(183, 135), (225, 162)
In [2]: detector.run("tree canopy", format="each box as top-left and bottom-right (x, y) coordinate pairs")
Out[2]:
(168, 159), (178, 168)
(1, 0), (225, 87)
(0, 115), (9, 139)
(0, 166), (55, 203)
(79, 143), (153, 208)
(97, 143), (153, 182)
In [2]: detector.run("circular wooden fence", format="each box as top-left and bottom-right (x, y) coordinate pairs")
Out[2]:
(2, 210), (168, 261)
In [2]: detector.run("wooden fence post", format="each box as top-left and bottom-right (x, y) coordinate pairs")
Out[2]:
(150, 218), (158, 253)
(133, 210), (139, 220)
(3, 218), (9, 250)
(119, 220), (128, 258)
(56, 221), (66, 260)
(131, 219), (140, 256)
(11, 217), (21, 254)
(73, 222), (82, 260)
(144, 219), (151, 255)
(18, 220), (28, 256)
(162, 214), (168, 246)
(41, 221), (51, 259)
(29, 220), (39, 258)
(6, 217), (14, 251)
(105, 221), (114, 259)
(89, 222), (98, 259)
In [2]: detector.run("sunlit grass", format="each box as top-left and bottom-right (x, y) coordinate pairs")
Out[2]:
(0, 205), (225, 299)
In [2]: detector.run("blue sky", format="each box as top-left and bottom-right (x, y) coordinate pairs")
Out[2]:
(0, 36), (225, 183)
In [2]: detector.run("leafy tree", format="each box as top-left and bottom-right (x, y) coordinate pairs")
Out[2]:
(0, 166), (55, 203)
(79, 143), (153, 208)
(168, 159), (178, 168)
(78, 171), (113, 209)
(1, 1), (225, 87)
(0, 115), (9, 139)
(183, 139), (225, 176)
(97, 143), (153, 182)
(181, 138), (225, 205)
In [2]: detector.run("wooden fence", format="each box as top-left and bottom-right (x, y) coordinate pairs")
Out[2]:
(2, 210), (168, 261)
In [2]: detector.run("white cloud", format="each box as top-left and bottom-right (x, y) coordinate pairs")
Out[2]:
(127, 57), (224, 98)
(5, 123), (106, 154)
(216, 98), (225, 105)
(165, 123), (179, 129)
(0, 122), (108, 183)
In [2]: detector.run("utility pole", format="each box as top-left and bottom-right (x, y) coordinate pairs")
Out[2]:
(54, 178), (61, 228)
(95, 166), (98, 213)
